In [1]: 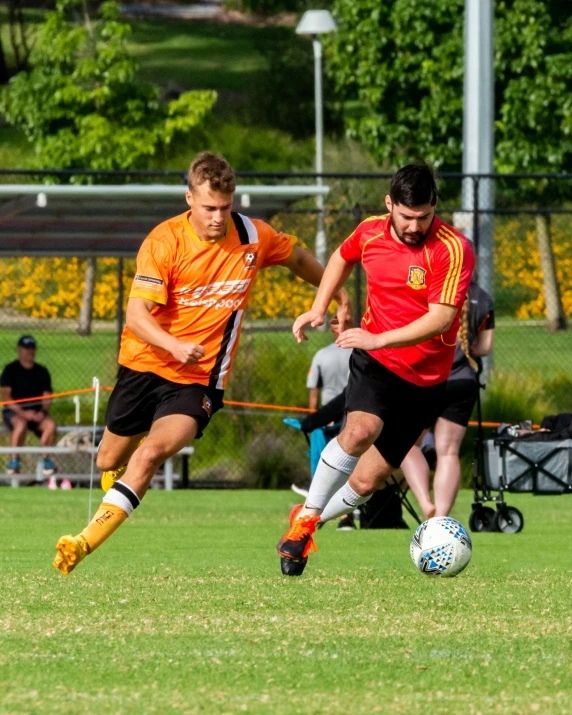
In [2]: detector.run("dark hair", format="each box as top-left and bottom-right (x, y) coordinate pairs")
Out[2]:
(389, 162), (437, 207)
(188, 152), (236, 193)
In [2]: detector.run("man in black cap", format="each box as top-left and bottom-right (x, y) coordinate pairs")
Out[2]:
(1, 335), (59, 481)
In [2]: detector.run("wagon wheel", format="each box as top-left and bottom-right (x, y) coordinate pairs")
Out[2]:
(468, 506), (495, 533)
(493, 506), (524, 534)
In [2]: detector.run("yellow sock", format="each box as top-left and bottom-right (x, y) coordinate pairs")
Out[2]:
(80, 502), (128, 553)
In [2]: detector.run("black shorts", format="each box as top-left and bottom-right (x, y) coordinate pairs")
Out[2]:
(345, 350), (446, 468)
(439, 378), (478, 427)
(105, 366), (224, 438)
(3, 408), (44, 437)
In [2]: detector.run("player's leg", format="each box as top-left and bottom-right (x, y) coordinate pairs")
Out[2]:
(432, 417), (466, 516)
(37, 414), (57, 476)
(300, 410), (383, 517)
(54, 414), (198, 576)
(7, 413), (28, 474)
(277, 350), (387, 575)
(399, 439), (435, 519)
(97, 428), (148, 492)
(319, 442), (393, 522)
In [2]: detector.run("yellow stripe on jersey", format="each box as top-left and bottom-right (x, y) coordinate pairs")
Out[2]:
(440, 227), (464, 302)
(361, 232), (384, 262)
(423, 245), (433, 273)
(362, 214), (389, 223)
(436, 227), (463, 304)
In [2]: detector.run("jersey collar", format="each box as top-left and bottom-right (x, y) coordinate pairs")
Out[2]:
(184, 211), (233, 246)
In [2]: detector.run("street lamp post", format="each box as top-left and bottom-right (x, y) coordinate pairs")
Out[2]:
(296, 10), (336, 266)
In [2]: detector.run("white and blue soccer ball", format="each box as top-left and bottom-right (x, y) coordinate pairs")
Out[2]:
(410, 517), (472, 577)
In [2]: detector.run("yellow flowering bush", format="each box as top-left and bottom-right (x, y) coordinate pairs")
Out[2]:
(494, 217), (572, 318)
(0, 257), (135, 320)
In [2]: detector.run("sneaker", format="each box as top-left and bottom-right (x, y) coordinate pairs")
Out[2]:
(291, 482), (310, 498)
(47, 476), (58, 490)
(277, 505), (320, 577)
(7, 459), (20, 475)
(53, 534), (90, 575)
(60, 478), (72, 490)
(101, 464), (127, 493)
(43, 458), (57, 476)
(336, 513), (357, 531)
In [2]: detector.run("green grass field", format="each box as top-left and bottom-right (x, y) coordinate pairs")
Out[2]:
(1, 489), (571, 713)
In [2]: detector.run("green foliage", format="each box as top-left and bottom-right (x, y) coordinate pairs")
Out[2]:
(243, 433), (304, 489)
(326, 0), (572, 173)
(224, 0), (305, 15)
(0, 0), (216, 172)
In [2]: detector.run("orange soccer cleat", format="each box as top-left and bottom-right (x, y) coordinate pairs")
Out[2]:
(276, 506), (320, 577)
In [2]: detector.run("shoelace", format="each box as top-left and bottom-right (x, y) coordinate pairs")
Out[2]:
(286, 517), (319, 553)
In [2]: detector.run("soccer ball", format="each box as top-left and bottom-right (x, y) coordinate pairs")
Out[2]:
(410, 517), (472, 577)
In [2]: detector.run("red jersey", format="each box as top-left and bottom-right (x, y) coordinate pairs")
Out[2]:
(339, 214), (475, 386)
(119, 211), (295, 389)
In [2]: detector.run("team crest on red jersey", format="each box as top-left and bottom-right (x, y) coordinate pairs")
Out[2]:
(407, 266), (427, 290)
(243, 249), (258, 270)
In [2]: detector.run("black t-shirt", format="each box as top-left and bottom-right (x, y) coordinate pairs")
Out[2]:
(449, 283), (495, 382)
(0, 360), (52, 410)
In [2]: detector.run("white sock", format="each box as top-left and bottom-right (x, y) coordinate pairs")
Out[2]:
(103, 481), (140, 516)
(320, 482), (372, 523)
(301, 438), (359, 514)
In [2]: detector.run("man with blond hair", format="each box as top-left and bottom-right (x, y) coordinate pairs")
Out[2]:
(54, 151), (350, 575)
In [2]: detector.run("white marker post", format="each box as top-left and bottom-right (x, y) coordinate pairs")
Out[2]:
(88, 377), (100, 522)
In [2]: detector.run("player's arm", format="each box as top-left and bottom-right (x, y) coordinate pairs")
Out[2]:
(308, 388), (320, 410)
(336, 303), (458, 350)
(471, 328), (494, 357)
(291, 247), (354, 343)
(126, 298), (205, 365)
(1, 385), (21, 418)
(41, 391), (52, 416)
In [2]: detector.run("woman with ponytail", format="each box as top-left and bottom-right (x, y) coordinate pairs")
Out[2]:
(400, 280), (495, 518)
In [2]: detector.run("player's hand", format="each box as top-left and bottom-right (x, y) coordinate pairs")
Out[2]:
(169, 340), (206, 365)
(330, 312), (353, 336)
(336, 328), (382, 351)
(23, 409), (42, 422)
(293, 310), (325, 343)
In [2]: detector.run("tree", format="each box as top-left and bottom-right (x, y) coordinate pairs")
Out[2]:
(326, 0), (572, 328)
(0, 0), (216, 334)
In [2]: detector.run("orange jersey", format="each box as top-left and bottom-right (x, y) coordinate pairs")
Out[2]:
(119, 211), (295, 389)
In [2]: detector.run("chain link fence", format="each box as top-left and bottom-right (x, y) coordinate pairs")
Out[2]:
(1, 170), (572, 486)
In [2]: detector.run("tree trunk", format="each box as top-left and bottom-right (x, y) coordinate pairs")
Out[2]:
(78, 257), (96, 336)
(0, 26), (10, 84)
(536, 212), (567, 332)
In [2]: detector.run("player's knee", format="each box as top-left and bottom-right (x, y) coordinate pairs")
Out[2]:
(352, 469), (389, 495)
(134, 442), (170, 468)
(96, 450), (121, 472)
(340, 424), (376, 453)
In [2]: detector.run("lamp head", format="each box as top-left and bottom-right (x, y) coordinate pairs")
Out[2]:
(295, 10), (337, 36)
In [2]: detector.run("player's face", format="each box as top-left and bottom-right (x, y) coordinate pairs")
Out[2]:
(186, 182), (234, 241)
(17, 346), (36, 366)
(385, 197), (435, 246)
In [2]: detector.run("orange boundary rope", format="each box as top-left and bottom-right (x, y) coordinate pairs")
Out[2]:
(0, 387), (98, 407)
(0, 387), (539, 426)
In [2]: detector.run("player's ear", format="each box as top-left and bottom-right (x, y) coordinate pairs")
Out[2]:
(384, 195), (392, 212)
(185, 190), (193, 208)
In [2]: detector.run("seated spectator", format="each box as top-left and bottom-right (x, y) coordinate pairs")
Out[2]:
(0, 335), (66, 487)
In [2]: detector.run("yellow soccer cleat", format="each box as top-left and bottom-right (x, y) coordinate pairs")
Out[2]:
(53, 534), (90, 575)
(100, 464), (127, 493)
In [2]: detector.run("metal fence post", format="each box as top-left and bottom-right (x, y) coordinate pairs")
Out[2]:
(352, 204), (363, 327)
(117, 256), (124, 353)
